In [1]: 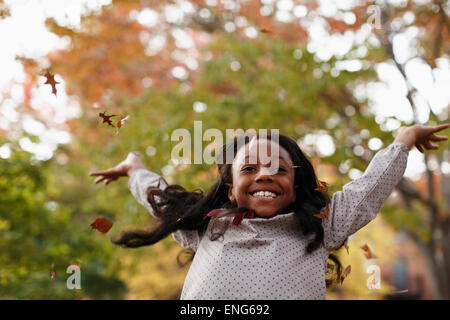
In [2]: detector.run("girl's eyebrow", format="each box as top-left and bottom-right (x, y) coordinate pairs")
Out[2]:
(243, 154), (292, 164)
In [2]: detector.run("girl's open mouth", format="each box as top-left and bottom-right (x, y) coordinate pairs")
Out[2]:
(249, 190), (280, 200)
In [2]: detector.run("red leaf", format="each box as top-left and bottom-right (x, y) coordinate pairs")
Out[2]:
(361, 243), (377, 259)
(340, 265), (351, 284)
(90, 217), (113, 234)
(115, 115), (129, 133)
(260, 28), (273, 34)
(344, 239), (349, 255)
(99, 111), (117, 127)
(43, 71), (60, 96)
(314, 180), (329, 192)
(313, 202), (330, 219)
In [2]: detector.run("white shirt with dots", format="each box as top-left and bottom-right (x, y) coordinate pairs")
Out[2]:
(128, 142), (409, 300)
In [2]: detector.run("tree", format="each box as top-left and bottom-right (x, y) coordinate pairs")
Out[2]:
(2, 0), (449, 298)
(0, 144), (127, 299)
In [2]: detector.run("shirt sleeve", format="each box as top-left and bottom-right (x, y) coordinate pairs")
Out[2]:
(322, 142), (409, 251)
(128, 168), (201, 251)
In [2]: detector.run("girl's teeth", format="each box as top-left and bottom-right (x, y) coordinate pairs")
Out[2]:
(252, 191), (277, 198)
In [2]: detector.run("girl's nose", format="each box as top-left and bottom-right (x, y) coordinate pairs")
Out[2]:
(256, 166), (276, 180)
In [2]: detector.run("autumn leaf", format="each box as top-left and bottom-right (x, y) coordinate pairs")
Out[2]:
(313, 201), (330, 219)
(116, 115), (130, 132)
(314, 180), (329, 192)
(260, 28), (273, 34)
(43, 71), (60, 96)
(395, 289), (409, 294)
(340, 264), (352, 284)
(99, 111), (117, 127)
(90, 217), (113, 234)
(176, 249), (195, 268)
(207, 82), (239, 96)
(344, 239), (349, 255)
(360, 243), (377, 259)
(50, 263), (55, 279)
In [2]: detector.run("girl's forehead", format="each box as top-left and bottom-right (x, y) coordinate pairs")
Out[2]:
(233, 138), (293, 166)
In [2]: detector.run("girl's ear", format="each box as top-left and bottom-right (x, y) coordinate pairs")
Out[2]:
(226, 183), (235, 203)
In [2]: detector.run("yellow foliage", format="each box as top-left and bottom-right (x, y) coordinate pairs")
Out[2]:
(327, 216), (399, 300)
(118, 239), (189, 299)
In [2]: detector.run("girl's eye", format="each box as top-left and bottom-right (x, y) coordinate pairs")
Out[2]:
(241, 166), (288, 174)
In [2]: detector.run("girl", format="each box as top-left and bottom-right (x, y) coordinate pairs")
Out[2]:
(89, 123), (449, 300)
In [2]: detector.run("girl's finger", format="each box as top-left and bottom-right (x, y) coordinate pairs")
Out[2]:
(424, 140), (439, 150)
(430, 123), (450, 133)
(90, 168), (117, 176)
(429, 134), (448, 142)
(90, 170), (110, 176)
(105, 177), (117, 185)
(94, 176), (107, 184)
(416, 143), (424, 153)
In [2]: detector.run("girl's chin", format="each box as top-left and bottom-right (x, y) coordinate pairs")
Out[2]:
(253, 209), (278, 218)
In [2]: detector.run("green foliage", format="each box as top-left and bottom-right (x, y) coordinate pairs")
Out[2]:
(4, 0), (448, 299)
(0, 148), (126, 299)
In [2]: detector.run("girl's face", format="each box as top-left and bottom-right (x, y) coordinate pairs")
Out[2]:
(228, 138), (297, 218)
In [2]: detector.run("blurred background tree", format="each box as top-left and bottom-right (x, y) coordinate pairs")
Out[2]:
(0, 0), (448, 299)
(0, 139), (126, 299)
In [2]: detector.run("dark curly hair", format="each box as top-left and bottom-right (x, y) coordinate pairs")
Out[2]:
(112, 133), (344, 286)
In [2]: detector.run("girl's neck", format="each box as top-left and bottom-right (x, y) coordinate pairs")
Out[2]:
(254, 204), (296, 218)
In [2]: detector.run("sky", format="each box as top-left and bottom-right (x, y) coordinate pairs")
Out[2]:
(0, 0), (449, 180)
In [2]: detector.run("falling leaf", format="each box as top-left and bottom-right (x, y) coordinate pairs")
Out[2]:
(340, 265), (351, 284)
(314, 180), (329, 192)
(395, 289), (409, 294)
(50, 263), (55, 279)
(43, 71), (60, 96)
(176, 249), (195, 268)
(361, 243), (377, 259)
(343, 239), (349, 255)
(99, 111), (117, 127)
(260, 28), (273, 34)
(116, 115), (130, 132)
(313, 202), (330, 219)
(90, 217), (113, 234)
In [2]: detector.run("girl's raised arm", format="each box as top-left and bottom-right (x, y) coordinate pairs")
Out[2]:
(89, 152), (147, 184)
(90, 152), (200, 250)
(89, 152), (168, 218)
(322, 123), (449, 251)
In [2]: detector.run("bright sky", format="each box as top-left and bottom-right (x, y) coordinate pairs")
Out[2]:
(0, 0), (448, 180)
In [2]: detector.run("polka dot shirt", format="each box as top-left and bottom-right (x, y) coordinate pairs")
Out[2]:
(128, 142), (409, 300)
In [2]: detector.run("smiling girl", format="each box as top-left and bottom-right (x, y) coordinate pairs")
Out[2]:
(89, 123), (449, 299)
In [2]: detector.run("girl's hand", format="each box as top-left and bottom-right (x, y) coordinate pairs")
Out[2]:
(89, 152), (147, 185)
(394, 123), (450, 153)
